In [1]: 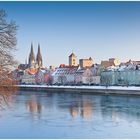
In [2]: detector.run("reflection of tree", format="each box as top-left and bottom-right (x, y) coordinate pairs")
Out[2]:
(0, 94), (8, 110)
(0, 85), (18, 110)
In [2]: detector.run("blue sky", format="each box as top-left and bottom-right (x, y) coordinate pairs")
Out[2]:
(0, 1), (140, 67)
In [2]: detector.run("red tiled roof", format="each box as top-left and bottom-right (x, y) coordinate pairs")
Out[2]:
(27, 68), (38, 75)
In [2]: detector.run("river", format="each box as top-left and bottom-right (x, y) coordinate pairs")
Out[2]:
(0, 90), (140, 138)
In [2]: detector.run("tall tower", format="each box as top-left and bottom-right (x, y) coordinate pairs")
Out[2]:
(28, 43), (35, 68)
(69, 52), (77, 66)
(36, 43), (43, 68)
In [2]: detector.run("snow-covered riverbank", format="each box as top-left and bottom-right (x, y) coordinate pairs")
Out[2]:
(18, 85), (140, 91)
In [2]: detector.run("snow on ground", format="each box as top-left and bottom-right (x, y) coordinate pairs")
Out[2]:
(17, 85), (140, 91)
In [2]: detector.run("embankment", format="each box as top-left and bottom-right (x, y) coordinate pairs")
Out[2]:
(16, 85), (140, 96)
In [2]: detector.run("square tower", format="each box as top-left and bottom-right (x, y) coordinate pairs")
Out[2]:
(69, 52), (77, 66)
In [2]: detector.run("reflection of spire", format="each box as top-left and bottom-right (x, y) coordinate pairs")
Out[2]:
(36, 43), (43, 68)
(70, 106), (79, 118)
(26, 100), (42, 114)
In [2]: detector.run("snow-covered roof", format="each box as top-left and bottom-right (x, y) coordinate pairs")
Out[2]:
(105, 63), (138, 72)
(52, 66), (79, 76)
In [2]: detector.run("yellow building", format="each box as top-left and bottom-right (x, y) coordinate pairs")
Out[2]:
(101, 58), (120, 68)
(79, 57), (93, 68)
(69, 52), (77, 66)
(109, 58), (120, 66)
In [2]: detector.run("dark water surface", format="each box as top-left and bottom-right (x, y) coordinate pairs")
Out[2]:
(0, 90), (140, 138)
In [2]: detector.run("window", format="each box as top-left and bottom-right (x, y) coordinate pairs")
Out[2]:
(73, 59), (75, 65)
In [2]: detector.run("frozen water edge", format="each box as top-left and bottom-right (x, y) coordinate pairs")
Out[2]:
(17, 85), (140, 91)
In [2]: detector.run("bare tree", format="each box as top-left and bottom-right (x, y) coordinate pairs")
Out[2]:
(0, 9), (18, 109)
(0, 9), (17, 84)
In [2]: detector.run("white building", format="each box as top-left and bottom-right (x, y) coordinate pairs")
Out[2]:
(21, 72), (36, 84)
(75, 67), (100, 85)
(52, 64), (79, 85)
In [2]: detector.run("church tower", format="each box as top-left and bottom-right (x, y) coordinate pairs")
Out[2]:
(28, 43), (35, 68)
(69, 52), (77, 66)
(36, 43), (43, 68)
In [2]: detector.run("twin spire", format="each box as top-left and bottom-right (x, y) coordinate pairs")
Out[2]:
(28, 43), (43, 68)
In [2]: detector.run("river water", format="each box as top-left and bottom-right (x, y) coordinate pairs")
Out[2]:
(0, 90), (140, 138)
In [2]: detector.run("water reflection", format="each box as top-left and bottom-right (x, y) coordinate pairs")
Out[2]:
(69, 99), (93, 120)
(81, 101), (93, 120)
(23, 93), (94, 120)
(14, 92), (140, 123)
(0, 86), (18, 110)
(99, 95), (140, 122)
(26, 100), (42, 114)
(1, 91), (140, 138)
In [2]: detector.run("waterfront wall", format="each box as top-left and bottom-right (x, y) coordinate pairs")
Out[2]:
(17, 85), (140, 96)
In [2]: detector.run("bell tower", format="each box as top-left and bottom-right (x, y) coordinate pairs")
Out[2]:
(69, 52), (77, 66)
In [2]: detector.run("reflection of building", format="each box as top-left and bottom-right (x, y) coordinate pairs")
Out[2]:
(79, 57), (93, 68)
(26, 100), (42, 114)
(81, 101), (93, 120)
(69, 99), (93, 120)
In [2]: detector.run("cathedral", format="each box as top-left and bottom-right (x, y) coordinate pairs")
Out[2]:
(28, 43), (43, 68)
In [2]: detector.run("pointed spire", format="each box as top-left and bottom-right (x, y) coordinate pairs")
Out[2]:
(38, 43), (41, 55)
(30, 42), (34, 55)
(28, 42), (35, 67)
(36, 43), (43, 68)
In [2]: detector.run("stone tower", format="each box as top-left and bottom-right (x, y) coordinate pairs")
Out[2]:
(28, 43), (35, 68)
(36, 43), (43, 68)
(69, 52), (77, 66)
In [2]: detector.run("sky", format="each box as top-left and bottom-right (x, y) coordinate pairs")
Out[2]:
(0, 1), (140, 67)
